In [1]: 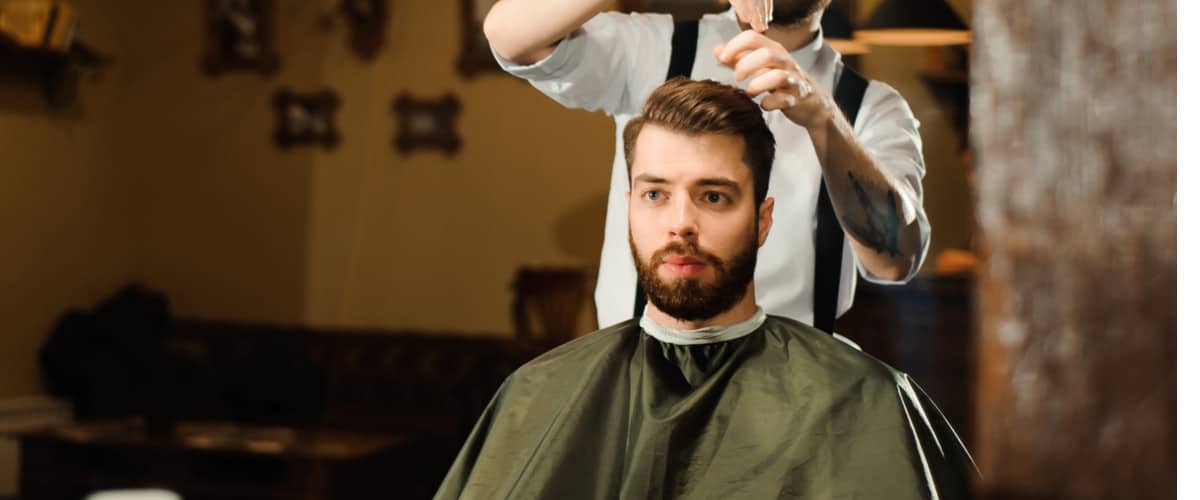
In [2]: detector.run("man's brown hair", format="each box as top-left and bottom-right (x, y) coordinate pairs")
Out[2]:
(623, 77), (775, 205)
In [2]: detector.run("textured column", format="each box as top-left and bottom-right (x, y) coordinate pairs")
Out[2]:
(971, 1), (1176, 499)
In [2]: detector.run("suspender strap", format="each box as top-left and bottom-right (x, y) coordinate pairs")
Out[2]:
(634, 19), (700, 317)
(833, 67), (869, 124)
(666, 20), (699, 80)
(813, 66), (868, 334)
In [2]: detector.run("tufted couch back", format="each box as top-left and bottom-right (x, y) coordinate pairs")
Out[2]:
(163, 318), (553, 442)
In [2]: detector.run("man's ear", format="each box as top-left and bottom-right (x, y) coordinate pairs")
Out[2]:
(757, 197), (774, 247)
(625, 191), (631, 204)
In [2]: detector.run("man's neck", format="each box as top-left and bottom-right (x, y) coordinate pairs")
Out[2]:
(645, 286), (760, 330)
(738, 14), (822, 52)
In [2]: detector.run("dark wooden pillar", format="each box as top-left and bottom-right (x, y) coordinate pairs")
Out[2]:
(972, 1), (1176, 499)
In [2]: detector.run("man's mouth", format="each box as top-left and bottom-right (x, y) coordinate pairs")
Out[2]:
(659, 254), (709, 278)
(662, 255), (704, 265)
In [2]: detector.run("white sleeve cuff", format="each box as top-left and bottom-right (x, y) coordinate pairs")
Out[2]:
(491, 29), (585, 82)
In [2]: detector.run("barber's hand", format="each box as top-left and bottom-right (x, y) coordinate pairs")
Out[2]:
(714, 30), (834, 130)
(729, 0), (772, 32)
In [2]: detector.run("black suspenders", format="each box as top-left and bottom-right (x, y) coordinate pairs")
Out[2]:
(634, 20), (868, 336)
(814, 66), (867, 334)
(665, 20), (700, 81)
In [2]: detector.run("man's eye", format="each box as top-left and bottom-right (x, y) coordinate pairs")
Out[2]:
(704, 192), (726, 204)
(645, 191), (662, 201)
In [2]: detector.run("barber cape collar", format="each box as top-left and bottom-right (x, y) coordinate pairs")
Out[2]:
(639, 306), (767, 345)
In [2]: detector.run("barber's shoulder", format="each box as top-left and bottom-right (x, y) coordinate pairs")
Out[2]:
(860, 77), (902, 101)
(858, 79), (920, 125)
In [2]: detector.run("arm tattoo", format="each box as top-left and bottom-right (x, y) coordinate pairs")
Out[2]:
(845, 171), (901, 257)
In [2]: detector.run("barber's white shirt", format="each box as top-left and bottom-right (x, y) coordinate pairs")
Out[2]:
(494, 8), (930, 329)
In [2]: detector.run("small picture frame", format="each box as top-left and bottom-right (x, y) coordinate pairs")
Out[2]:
(341, 0), (387, 61)
(393, 93), (462, 156)
(457, 0), (501, 77)
(273, 88), (341, 150)
(202, 0), (280, 76)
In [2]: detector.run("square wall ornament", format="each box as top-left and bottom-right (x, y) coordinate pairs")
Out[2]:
(342, 0), (387, 61)
(201, 0), (280, 76)
(393, 93), (461, 156)
(458, 0), (501, 77)
(273, 88), (341, 150)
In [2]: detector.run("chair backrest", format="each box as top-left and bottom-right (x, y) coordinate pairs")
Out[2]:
(511, 266), (595, 344)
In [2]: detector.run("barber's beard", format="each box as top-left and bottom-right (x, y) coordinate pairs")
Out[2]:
(769, 0), (830, 26)
(631, 231), (758, 323)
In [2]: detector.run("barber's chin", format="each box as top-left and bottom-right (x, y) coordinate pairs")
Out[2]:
(660, 262), (709, 280)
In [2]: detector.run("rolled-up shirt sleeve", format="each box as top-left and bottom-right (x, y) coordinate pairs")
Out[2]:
(491, 11), (672, 117)
(852, 81), (932, 284)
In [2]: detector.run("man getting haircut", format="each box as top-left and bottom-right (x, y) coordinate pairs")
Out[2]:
(435, 79), (974, 500)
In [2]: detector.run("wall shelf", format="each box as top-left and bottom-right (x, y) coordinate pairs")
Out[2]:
(0, 33), (111, 108)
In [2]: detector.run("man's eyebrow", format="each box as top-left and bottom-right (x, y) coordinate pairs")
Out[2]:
(633, 174), (670, 185)
(695, 178), (742, 191)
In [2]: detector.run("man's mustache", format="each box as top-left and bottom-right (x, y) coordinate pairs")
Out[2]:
(650, 241), (722, 268)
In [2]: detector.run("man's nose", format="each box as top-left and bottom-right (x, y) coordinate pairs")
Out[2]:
(668, 199), (699, 241)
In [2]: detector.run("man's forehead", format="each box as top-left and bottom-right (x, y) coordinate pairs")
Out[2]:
(631, 125), (752, 184)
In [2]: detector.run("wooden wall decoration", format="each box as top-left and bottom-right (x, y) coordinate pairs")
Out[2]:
(201, 0), (280, 76)
(458, 0), (500, 77)
(273, 88), (340, 150)
(393, 93), (461, 156)
(342, 0), (387, 61)
(0, 34), (111, 108)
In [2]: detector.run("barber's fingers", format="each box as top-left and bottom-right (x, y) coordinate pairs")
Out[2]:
(715, 30), (773, 66)
(734, 48), (786, 81)
(745, 69), (791, 97)
(760, 90), (797, 111)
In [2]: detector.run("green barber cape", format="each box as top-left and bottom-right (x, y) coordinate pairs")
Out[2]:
(435, 316), (976, 499)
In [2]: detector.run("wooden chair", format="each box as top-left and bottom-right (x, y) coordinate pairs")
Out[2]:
(510, 266), (596, 345)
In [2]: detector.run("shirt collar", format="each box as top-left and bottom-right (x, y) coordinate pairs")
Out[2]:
(719, 7), (826, 72)
(640, 307), (767, 345)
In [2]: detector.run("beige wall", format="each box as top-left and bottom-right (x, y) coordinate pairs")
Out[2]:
(121, 1), (319, 323)
(119, 1), (613, 334)
(304, 1), (613, 332)
(0, 0), (138, 398)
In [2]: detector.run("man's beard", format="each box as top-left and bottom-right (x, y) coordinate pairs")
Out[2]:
(769, 0), (831, 26)
(631, 232), (758, 323)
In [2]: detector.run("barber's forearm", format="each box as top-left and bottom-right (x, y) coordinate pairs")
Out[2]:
(483, 0), (612, 64)
(809, 116), (924, 281)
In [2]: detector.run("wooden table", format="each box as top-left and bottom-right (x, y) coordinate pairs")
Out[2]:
(18, 419), (412, 500)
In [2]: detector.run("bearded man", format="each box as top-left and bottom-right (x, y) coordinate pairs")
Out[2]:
(433, 79), (973, 500)
(482, 0), (931, 335)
